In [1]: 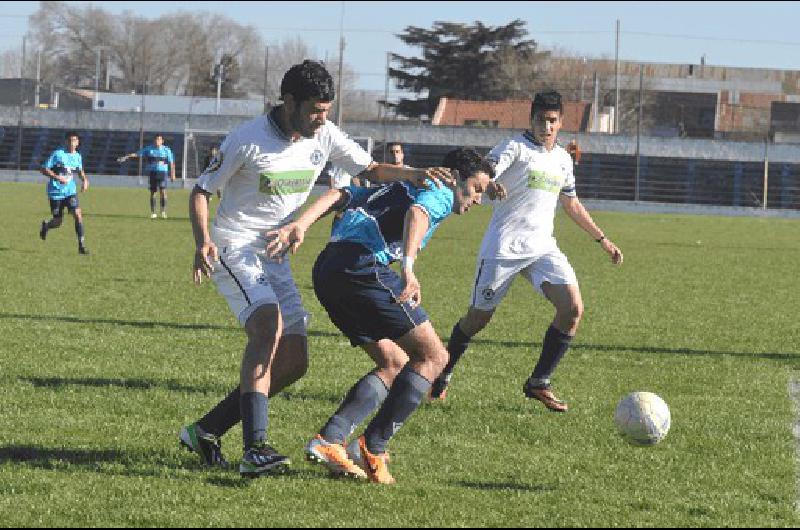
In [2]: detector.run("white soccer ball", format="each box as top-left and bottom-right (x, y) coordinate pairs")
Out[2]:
(614, 391), (671, 446)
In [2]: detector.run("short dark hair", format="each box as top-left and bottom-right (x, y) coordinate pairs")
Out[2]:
(65, 131), (79, 140)
(531, 91), (563, 117)
(442, 147), (495, 181)
(280, 60), (335, 104)
(154, 133), (164, 139)
(388, 141), (403, 150)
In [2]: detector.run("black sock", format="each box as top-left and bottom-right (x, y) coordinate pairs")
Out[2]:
(440, 322), (472, 379)
(46, 218), (60, 229)
(364, 365), (431, 455)
(529, 325), (573, 387)
(150, 196), (156, 213)
(198, 386), (241, 438)
(74, 220), (85, 247)
(161, 197), (166, 212)
(320, 373), (389, 445)
(240, 391), (268, 450)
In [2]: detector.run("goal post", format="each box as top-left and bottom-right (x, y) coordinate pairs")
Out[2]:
(182, 129), (230, 181)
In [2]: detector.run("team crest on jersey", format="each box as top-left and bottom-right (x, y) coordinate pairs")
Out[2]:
(205, 152), (223, 173)
(482, 288), (495, 301)
(310, 149), (324, 166)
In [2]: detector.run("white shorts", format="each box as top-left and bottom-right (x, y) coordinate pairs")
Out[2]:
(212, 244), (308, 334)
(470, 248), (578, 311)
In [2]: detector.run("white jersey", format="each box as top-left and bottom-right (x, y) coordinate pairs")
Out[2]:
(197, 112), (372, 248)
(480, 131), (576, 259)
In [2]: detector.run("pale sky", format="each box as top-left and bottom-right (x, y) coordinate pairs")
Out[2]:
(2, 1), (800, 93)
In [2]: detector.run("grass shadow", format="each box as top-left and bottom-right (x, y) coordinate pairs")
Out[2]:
(452, 480), (557, 493)
(18, 376), (227, 394)
(0, 312), (237, 332)
(468, 338), (800, 363)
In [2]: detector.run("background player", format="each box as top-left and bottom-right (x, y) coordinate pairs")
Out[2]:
(39, 131), (90, 255)
(117, 134), (175, 218)
(430, 91), (623, 412)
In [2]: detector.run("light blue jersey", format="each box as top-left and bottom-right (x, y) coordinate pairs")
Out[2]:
(331, 180), (454, 265)
(138, 144), (174, 174)
(43, 148), (83, 200)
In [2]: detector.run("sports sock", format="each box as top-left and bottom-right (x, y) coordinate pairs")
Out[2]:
(198, 386), (241, 438)
(74, 219), (85, 247)
(161, 196), (167, 212)
(46, 218), (60, 229)
(364, 365), (430, 455)
(240, 391), (268, 450)
(440, 322), (472, 378)
(320, 372), (389, 445)
(150, 196), (156, 213)
(529, 325), (573, 387)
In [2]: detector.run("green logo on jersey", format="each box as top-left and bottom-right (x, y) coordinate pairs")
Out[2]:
(527, 170), (564, 194)
(259, 169), (316, 195)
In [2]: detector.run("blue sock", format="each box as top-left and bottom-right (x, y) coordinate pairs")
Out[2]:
(529, 325), (573, 387)
(441, 322), (472, 378)
(240, 391), (268, 449)
(364, 366), (431, 455)
(320, 373), (389, 445)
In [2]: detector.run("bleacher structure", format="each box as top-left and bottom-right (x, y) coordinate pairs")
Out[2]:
(3, 125), (799, 210)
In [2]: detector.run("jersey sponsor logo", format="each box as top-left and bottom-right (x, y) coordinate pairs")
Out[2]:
(255, 274), (269, 286)
(527, 170), (564, 194)
(259, 169), (316, 195)
(310, 149), (324, 166)
(482, 288), (495, 301)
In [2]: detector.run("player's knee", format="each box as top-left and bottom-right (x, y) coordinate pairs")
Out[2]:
(244, 304), (282, 343)
(558, 301), (583, 328)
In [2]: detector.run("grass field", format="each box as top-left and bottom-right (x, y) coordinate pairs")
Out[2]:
(1, 182), (799, 527)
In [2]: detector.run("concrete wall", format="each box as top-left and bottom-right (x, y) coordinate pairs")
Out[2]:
(3, 105), (800, 163)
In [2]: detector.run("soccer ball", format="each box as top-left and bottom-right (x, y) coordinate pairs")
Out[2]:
(614, 392), (671, 446)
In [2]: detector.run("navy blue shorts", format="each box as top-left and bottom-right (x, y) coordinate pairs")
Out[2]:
(313, 242), (429, 347)
(149, 171), (169, 192)
(48, 195), (79, 217)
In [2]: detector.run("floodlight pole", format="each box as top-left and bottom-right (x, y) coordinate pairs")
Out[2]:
(763, 138), (769, 210)
(335, 1), (345, 126)
(17, 35), (26, 176)
(635, 65), (643, 202)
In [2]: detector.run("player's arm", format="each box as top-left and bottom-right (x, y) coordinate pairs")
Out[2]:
(41, 154), (68, 184)
(190, 186), (217, 284)
(116, 151), (139, 163)
(78, 167), (89, 192)
(560, 195), (623, 265)
(169, 149), (176, 180)
(396, 205), (430, 306)
(265, 188), (349, 260)
(359, 162), (454, 189)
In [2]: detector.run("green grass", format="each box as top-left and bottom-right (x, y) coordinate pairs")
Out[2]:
(0, 182), (798, 527)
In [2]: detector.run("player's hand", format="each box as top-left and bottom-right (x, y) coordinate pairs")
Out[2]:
(265, 222), (305, 262)
(193, 240), (218, 285)
(486, 181), (507, 201)
(602, 238), (623, 265)
(171, 176), (176, 182)
(397, 269), (422, 307)
(410, 167), (454, 189)
(116, 156), (125, 163)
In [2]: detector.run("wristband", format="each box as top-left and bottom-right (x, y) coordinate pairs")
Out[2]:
(595, 235), (606, 243)
(402, 256), (415, 271)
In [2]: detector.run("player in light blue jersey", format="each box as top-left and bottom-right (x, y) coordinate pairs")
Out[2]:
(267, 148), (495, 484)
(39, 131), (90, 255)
(118, 134), (175, 218)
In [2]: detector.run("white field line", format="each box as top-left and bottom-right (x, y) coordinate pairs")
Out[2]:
(789, 378), (800, 513)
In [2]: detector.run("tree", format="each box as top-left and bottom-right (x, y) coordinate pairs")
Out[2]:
(389, 19), (550, 119)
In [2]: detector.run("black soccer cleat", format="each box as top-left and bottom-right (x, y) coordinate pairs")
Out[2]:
(179, 424), (229, 469)
(239, 442), (290, 478)
(39, 221), (48, 241)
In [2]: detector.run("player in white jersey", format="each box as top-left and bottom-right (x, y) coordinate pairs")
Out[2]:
(429, 91), (623, 411)
(179, 60), (452, 478)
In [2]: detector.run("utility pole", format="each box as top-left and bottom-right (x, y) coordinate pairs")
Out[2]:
(215, 60), (224, 115)
(263, 45), (270, 114)
(34, 50), (40, 108)
(635, 64), (644, 202)
(335, 1), (345, 126)
(94, 48), (101, 110)
(138, 69), (147, 176)
(17, 35), (26, 175)
(614, 19), (620, 135)
(592, 72), (599, 132)
(383, 51), (390, 162)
